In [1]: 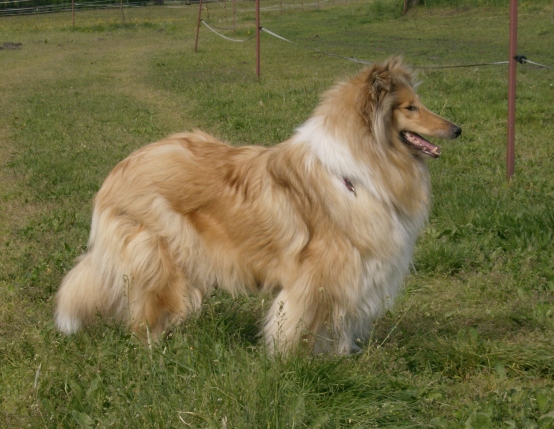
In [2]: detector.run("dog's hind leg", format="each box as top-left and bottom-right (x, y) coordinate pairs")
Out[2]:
(136, 272), (203, 340)
(124, 230), (203, 339)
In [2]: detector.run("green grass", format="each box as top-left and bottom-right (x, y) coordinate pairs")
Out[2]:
(1, 1), (554, 427)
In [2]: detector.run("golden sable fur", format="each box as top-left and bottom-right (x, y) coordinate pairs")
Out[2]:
(55, 57), (461, 354)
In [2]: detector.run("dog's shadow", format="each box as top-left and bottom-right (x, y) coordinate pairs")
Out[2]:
(175, 290), (266, 350)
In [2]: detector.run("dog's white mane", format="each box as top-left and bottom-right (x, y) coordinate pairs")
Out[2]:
(292, 115), (387, 203)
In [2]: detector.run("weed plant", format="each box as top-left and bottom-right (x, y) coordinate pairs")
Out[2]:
(1, 0), (553, 427)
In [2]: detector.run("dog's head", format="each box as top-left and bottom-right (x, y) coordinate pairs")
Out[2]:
(358, 57), (462, 159)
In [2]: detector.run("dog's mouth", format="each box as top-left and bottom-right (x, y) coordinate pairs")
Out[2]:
(401, 131), (441, 159)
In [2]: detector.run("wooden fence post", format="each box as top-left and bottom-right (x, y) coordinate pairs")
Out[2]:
(194, 0), (203, 52)
(506, 0), (518, 180)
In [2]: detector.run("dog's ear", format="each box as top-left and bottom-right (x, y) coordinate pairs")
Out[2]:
(368, 67), (392, 102)
(358, 65), (393, 124)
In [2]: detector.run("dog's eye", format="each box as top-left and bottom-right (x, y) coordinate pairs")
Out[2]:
(406, 106), (418, 112)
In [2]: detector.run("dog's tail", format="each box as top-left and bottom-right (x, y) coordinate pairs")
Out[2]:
(55, 252), (104, 334)
(55, 205), (130, 334)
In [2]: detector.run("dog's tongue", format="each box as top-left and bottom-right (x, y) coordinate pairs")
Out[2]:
(403, 131), (441, 158)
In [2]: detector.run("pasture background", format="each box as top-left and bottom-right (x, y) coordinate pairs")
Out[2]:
(1, 0), (554, 427)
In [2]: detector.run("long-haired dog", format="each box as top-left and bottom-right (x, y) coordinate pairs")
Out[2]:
(55, 57), (461, 354)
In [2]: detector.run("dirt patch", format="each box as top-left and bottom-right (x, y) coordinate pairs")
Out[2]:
(0, 42), (22, 50)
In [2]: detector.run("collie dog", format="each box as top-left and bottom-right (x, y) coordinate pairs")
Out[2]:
(55, 57), (461, 354)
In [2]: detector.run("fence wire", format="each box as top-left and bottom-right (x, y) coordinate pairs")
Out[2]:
(201, 19), (254, 42)
(261, 27), (554, 71)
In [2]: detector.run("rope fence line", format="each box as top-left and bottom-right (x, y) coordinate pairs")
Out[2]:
(196, 0), (554, 73)
(417, 61), (508, 69)
(418, 57), (553, 70)
(261, 27), (370, 65)
(201, 20), (236, 32)
(524, 59), (554, 69)
(260, 27), (554, 71)
(199, 21), (554, 70)
(194, 0), (553, 78)
(200, 19), (254, 42)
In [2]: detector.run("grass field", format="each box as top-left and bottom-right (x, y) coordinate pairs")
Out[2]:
(1, 0), (554, 427)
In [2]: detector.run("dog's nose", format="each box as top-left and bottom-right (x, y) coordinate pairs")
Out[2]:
(452, 126), (462, 138)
